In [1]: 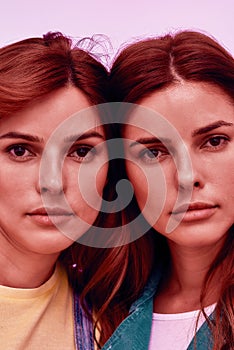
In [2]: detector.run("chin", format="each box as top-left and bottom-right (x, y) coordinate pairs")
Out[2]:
(30, 235), (74, 255)
(164, 224), (228, 249)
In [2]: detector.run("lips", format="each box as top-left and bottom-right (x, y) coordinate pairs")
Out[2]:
(29, 207), (73, 216)
(27, 207), (74, 227)
(170, 202), (219, 222)
(171, 202), (218, 215)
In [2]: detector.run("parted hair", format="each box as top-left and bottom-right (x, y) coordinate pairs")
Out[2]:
(0, 32), (158, 348)
(109, 30), (234, 350)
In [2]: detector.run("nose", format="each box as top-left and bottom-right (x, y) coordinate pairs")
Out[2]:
(40, 176), (63, 194)
(175, 151), (205, 192)
(37, 156), (65, 195)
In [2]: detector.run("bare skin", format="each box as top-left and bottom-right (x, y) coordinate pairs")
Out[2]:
(124, 82), (234, 313)
(0, 86), (108, 288)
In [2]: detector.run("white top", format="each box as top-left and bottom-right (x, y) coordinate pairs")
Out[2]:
(149, 304), (216, 350)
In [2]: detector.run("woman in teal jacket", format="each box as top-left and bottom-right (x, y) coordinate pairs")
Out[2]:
(101, 264), (214, 350)
(108, 30), (234, 349)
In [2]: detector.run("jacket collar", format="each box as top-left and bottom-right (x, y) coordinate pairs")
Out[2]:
(129, 261), (163, 313)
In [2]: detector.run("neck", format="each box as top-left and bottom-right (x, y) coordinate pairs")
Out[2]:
(0, 245), (60, 289)
(154, 238), (224, 313)
(168, 241), (220, 291)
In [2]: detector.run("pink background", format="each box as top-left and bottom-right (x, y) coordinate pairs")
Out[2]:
(0, 0), (233, 58)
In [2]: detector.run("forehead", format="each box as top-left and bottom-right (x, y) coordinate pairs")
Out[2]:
(0, 87), (104, 140)
(124, 82), (234, 137)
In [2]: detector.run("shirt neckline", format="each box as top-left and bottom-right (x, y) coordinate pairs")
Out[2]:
(152, 303), (216, 320)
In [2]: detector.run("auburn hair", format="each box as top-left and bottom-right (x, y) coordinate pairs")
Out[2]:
(109, 30), (234, 349)
(0, 32), (159, 347)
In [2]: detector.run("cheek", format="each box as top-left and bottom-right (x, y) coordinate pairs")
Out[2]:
(126, 161), (149, 207)
(71, 162), (108, 211)
(126, 160), (175, 227)
(95, 163), (109, 195)
(208, 157), (234, 200)
(217, 175), (234, 205)
(0, 166), (37, 217)
(0, 164), (36, 195)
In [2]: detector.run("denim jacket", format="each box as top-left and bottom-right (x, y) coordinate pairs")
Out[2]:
(73, 293), (94, 350)
(74, 264), (214, 350)
(101, 265), (214, 350)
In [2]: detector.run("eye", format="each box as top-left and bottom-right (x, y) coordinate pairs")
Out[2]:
(139, 147), (168, 164)
(7, 145), (34, 159)
(202, 136), (229, 150)
(68, 145), (96, 162)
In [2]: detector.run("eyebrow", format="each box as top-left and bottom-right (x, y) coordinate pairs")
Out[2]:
(0, 132), (43, 142)
(192, 121), (233, 137)
(130, 137), (171, 147)
(63, 131), (105, 143)
(0, 131), (105, 144)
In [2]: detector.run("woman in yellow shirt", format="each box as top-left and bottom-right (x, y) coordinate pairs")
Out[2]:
(0, 31), (118, 350)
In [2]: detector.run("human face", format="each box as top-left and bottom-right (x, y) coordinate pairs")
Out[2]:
(124, 82), (234, 248)
(0, 86), (108, 256)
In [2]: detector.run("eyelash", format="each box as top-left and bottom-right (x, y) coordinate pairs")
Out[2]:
(6, 144), (35, 161)
(138, 135), (230, 163)
(68, 145), (97, 163)
(6, 136), (229, 165)
(139, 147), (169, 164)
(201, 135), (230, 150)
(6, 144), (97, 163)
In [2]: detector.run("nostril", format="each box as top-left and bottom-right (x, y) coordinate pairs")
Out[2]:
(41, 186), (48, 193)
(194, 181), (200, 187)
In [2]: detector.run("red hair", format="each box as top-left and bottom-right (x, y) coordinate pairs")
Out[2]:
(0, 32), (160, 347)
(0, 32), (109, 116)
(110, 31), (234, 103)
(0, 33), (150, 343)
(109, 30), (234, 349)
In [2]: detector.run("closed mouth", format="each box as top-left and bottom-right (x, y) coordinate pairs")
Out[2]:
(171, 202), (218, 215)
(28, 207), (73, 216)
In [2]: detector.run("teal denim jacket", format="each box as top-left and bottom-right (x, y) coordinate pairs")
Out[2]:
(101, 265), (214, 350)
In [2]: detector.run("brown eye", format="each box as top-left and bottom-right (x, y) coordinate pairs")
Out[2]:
(10, 145), (30, 157)
(209, 137), (222, 146)
(202, 135), (230, 151)
(68, 145), (96, 162)
(75, 146), (92, 157)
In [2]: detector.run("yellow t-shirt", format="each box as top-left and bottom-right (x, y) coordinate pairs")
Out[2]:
(0, 264), (75, 350)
